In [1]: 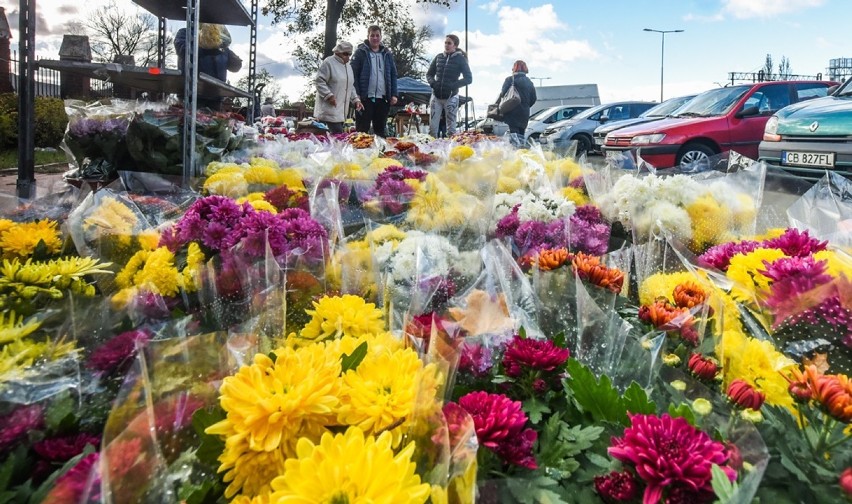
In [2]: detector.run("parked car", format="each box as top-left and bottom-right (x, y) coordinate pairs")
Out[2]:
(524, 105), (591, 141)
(476, 117), (510, 136)
(759, 79), (852, 181)
(602, 81), (836, 169)
(539, 101), (657, 154)
(591, 94), (696, 153)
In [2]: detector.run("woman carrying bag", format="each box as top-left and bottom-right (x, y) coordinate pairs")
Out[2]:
(498, 60), (537, 146)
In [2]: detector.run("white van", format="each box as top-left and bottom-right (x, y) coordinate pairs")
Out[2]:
(525, 105), (591, 141)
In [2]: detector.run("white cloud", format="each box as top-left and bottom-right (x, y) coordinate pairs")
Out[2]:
(721, 0), (825, 19)
(481, 0), (502, 14)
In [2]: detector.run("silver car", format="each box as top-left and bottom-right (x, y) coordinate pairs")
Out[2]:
(539, 101), (657, 154)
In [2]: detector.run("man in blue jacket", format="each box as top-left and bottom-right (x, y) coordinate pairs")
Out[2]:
(426, 34), (472, 138)
(350, 25), (398, 138)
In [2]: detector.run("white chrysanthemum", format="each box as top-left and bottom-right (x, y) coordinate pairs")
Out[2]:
(635, 201), (693, 241)
(387, 233), (459, 286)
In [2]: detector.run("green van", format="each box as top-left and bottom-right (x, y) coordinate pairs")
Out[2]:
(759, 79), (850, 181)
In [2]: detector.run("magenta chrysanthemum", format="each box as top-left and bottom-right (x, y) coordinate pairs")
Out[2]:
(456, 391), (538, 469)
(501, 335), (570, 377)
(45, 452), (101, 504)
(0, 404), (44, 451)
(763, 228), (828, 257)
(608, 413), (735, 504)
(594, 470), (640, 503)
(168, 195), (249, 252)
(33, 433), (101, 461)
(459, 342), (494, 377)
(698, 240), (761, 271)
(86, 329), (151, 375)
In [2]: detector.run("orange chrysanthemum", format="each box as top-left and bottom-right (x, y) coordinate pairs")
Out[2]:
(572, 253), (624, 294)
(520, 248), (572, 272)
(793, 365), (852, 423)
(638, 299), (699, 345)
(672, 281), (708, 309)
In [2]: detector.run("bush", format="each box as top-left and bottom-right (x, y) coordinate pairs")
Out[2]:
(0, 93), (69, 149)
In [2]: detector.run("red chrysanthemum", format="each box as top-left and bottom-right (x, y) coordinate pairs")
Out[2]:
(688, 353), (720, 381)
(608, 414), (735, 504)
(501, 335), (570, 378)
(840, 467), (852, 497)
(456, 391), (537, 469)
(43, 451), (101, 504)
(594, 470), (640, 503)
(726, 379), (766, 411)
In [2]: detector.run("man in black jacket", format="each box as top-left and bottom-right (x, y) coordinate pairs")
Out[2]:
(350, 25), (399, 137)
(426, 34), (472, 138)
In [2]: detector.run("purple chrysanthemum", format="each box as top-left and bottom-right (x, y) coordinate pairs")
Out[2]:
(86, 329), (151, 375)
(376, 179), (415, 214)
(0, 404), (44, 451)
(569, 216), (611, 256)
(459, 342), (494, 377)
(222, 208), (289, 258)
(494, 206), (521, 239)
(572, 204), (605, 225)
(278, 208), (329, 263)
(33, 433), (101, 462)
(172, 195), (249, 251)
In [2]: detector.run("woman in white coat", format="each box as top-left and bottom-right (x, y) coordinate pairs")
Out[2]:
(314, 41), (363, 133)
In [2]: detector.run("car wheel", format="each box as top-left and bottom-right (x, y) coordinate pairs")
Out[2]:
(573, 134), (592, 155)
(528, 133), (540, 143)
(676, 143), (715, 168)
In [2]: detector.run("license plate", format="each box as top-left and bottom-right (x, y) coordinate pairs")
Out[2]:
(594, 137), (604, 145)
(782, 151), (835, 167)
(539, 137), (548, 144)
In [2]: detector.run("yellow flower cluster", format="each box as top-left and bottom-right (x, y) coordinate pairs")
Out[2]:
(294, 294), (386, 344)
(207, 326), (441, 503)
(203, 160), (306, 197)
(449, 144), (475, 162)
(0, 219), (63, 259)
(726, 248), (786, 302)
(112, 243), (204, 306)
(406, 174), (479, 232)
(686, 194), (734, 251)
(368, 157), (404, 173)
(0, 256), (112, 308)
(82, 196), (139, 251)
(0, 310), (76, 384)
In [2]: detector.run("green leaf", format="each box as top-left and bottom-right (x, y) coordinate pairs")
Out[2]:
(560, 424), (605, 457)
(667, 402), (696, 426)
(518, 326), (527, 339)
(45, 391), (76, 432)
(506, 476), (568, 504)
(622, 382), (656, 415)
(711, 464), (736, 502)
(565, 359), (627, 425)
(192, 407), (226, 437)
(552, 331), (566, 350)
(585, 451), (612, 469)
(192, 408), (227, 466)
(523, 397), (551, 425)
(340, 341), (369, 374)
(30, 444), (96, 504)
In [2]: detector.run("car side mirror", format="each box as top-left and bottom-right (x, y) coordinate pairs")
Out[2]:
(599, 116), (609, 123)
(735, 105), (760, 118)
(828, 84), (839, 95)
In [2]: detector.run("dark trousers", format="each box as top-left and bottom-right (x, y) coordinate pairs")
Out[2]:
(326, 122), (345, 134)
(356, 97), (390, 137)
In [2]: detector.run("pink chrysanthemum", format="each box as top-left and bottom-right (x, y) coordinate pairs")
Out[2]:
(86, 329), (151, 375)
(763, 228), (828, 257)
(0, 404), (44, 451)
(456, 391), (538, 469)
(459, 342), (494, 378)
(502, 335), (570, 377)
(608, 413), (735, 504)
(697, 240), (761, 271)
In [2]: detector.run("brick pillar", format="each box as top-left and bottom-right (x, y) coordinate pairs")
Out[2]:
(112, 54), (135, 99)
(0, 7), (12, 93)
(58, 35), (91, 99)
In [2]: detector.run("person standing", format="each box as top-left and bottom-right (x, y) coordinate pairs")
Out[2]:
(314, 41), (363, 134)
(499, 60), (537, 146)
(426, 34), (472, 138)
(260, 97), (276, 117)
(350, 25), (398, 137)
(175, 24), (233, 110)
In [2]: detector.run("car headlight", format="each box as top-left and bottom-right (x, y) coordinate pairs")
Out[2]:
(763, 116), (780, 142)
(630, 133), (666, 145)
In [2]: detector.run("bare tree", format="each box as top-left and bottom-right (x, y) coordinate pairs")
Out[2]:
(234, 68), (288, 107)
(85, 1), (173, 66)
(383, 20), (433, 80)
(778, 56), (792, 80)
(761, 53), (774, 81)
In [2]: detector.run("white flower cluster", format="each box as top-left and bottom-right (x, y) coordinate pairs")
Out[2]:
(492, 189), (577, 230)
(384, 231), (461, 287)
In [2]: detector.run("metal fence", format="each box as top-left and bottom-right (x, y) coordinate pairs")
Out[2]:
(8, 51), (113, 98)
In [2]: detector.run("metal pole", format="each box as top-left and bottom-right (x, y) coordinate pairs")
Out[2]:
(182, 0), (199, 181)
(16, 0), (35, 199)
(660, 32), (665, 103)
(464, 0), (468, 131)
(248, 0), (258, 123)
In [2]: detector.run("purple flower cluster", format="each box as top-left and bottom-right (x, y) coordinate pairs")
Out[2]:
(698, 240), (762, 271)
(68, 117), (130, 138)
(764, 228), (828, 257)
(569, 204), (611, 256)
(514, 219), (569, 254)
(370, 166), (427, 214)
(459, 342), (494, 377)
(494, 206), (521, 239)
(86, 329), (151, 376)
(163, 196), (328, 263)
(0, 404), (44, 452)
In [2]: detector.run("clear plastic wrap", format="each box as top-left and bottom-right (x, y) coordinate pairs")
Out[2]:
(786, 170), (852, 248)
(61, 99), (140, 182)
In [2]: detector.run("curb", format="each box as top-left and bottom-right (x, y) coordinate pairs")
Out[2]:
(0, 163), (70, 176)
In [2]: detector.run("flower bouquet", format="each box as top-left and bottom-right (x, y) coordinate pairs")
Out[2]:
(61, 100), (138, 182)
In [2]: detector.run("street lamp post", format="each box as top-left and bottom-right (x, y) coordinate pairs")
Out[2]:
(643, 28), (683, 102)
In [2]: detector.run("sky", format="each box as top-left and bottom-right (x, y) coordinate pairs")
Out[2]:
(0, 0), (848, 118)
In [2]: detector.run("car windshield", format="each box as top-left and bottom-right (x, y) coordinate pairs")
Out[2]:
(642, 95), (696, 118)
(530, 107), (561, 121)
(673, 86), (750, 117)
(836, 79), (852, 96)
(570, 104), (608, 121)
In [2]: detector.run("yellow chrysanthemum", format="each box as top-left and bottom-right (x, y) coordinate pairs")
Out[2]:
(237, 192), (268, 204)
(217, 432), (287, 499)
(181, 242), (205, 292)
(561, 186), (589, 207)
(247, 200), (278, 213)
(329, 162), (367, 179)
(204, 171), (248, 197)
(83, 197), (138, 249)
(639, 271), (704, 306)
(0, 311), (41, 345)
(716, 327), (796, 411)
(276, 168), (306, 191)
(732, 193), (757, 229)
(297, 295), (385, 343)
(0, 219), (14, 235)
(369, 157), (404, 172)
(686, 194), (732, 251)
(726, 248), (786, 302)
(137, 229), (161, 251)
(244, 165), (282, 185)
(268, 427), (430, 504)
(366, 224), (407, 246)
(199, 23), (225, 49)
(338, 346), (439, 444)
(449, 145), (475, 162)
(327, 246), (376, 298)
(250, 157), (281, 170)
(115, 247), (180, 296)
(205, 161), (244, 176)
(0, 220), (63, 259)
(206, 346), (342, 453)
(406, 174), (475, 231)
(496, 175), (522, 194)
(231, 494), (271, 504)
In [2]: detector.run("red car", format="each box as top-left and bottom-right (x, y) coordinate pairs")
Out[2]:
(602, 81), (836, 168)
